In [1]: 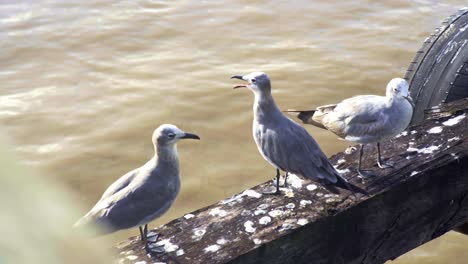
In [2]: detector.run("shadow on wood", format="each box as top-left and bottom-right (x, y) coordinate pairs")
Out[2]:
(115, 99), (468, 264)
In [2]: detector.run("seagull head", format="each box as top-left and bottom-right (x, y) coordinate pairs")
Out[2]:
(231, 72), (271, 94)
(152, 124), (200, 146)
(386, 78), (414, 107)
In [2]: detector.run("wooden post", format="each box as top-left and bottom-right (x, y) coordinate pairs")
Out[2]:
(115, 99), (468, 264)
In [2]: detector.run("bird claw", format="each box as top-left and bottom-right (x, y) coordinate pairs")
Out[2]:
(145, 242), (165, 257)
(262, 185), (281, 195)
(357, 169), (377, 178)
(272, 175), (289, 188)
(377, 161), (394, 169)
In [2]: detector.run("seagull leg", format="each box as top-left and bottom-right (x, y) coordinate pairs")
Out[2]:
(139, 226), (146, 241)
(283, 172), (289, 188)
(357, 144), (376, 178)
(376, 142), (394, 169)
(275, 169), (281, 194)
(263, 169), (281, 195)
(143, 224), (148, 239)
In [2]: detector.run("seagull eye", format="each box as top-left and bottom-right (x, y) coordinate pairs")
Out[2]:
(168, 133), (176, 139)
(251, 79), (256, 83)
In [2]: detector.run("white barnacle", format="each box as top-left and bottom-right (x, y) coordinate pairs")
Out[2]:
(126, 255), (138, 260)
(279, 223), (294, 232)
(287, 173), (303, 188)
(176, 249), (185, 256)
(254, 209), (267, 215)
(259, 216), (272, 225)
(418, 145), (440, 154)
(337, 159), (346, 164)
(222, 189), (261, 205)
(442, 113), (465, 126)
(297, 219), (309, 226)
(407, 145), (441, 154)
(284, 188), (294, 198)
(209, 207), (228, 217)
(345, 146), (357, 154)
(244, 221), (256, 233)
(395, 131), (407, 138)
(155, 239), (179, 253)
(216, 238), (228, 245)
(300, 200), (312, 207)
(407, 147), (418, 152)
(192, 227), (206, 241)
(184, 213), (195, 219)
(241, 210), (252, 216)
(285, 203), (296, 209)
(243, 189), (262, 198)
(334, 167), (350, 174)
(306, 184), (318, 191)
(253, 238), (262, 245)
(204, 244), (221, 253)
(427, 126), (443, 134)
(221, 193), (244, 204)
(268, 210), (284, 218)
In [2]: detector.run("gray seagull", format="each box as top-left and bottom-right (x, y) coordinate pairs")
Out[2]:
(287, 78), (414, 178)
(74, 124), (200, 253)
(231, 72), (366, 195)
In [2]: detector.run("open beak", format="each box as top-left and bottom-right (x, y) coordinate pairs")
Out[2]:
(404, 96), (415, 108)
(180, 133), (200, 140)
(231, 75), (247, 89)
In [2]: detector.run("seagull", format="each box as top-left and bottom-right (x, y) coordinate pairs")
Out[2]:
(231, 72), (366, 195)
(287, 78), (414, 178)
(74, 124), (200, 254)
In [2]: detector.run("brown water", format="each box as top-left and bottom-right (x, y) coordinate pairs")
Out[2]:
(1, 0), (467, 262)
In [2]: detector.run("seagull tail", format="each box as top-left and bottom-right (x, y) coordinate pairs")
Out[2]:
(284, 109), (327, 129)
(335, 175), (368, 196)
(72, 212), (114, 236)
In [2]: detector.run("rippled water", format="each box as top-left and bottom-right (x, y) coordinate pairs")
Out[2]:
(1, 0), (467, 262)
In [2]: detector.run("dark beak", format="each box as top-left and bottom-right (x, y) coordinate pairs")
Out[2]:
(231, 75), (246, 89)
(180, 132), (200, 140)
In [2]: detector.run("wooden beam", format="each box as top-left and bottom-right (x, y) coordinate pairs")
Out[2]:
(115, 99), (468, 264)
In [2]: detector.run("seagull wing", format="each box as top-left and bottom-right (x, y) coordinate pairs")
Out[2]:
(74, 168), (178, 234)
(99, 168), (138, 201)
(322, 95), (389, 140)
(256, 118), (339, 184)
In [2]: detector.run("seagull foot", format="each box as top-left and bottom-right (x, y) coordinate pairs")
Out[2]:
(145, 239), (166, 257)
(357, 169), (377, 178)
(262, 189), (281, 195)
(262, 185), (281, 195)
(145, 241), (165, 257)
(377, 161), (394, 169)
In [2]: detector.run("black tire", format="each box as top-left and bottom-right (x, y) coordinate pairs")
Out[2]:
(405, 8), (468, 124)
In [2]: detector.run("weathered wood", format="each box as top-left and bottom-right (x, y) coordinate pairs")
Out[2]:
(115, 99), (468, 264)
